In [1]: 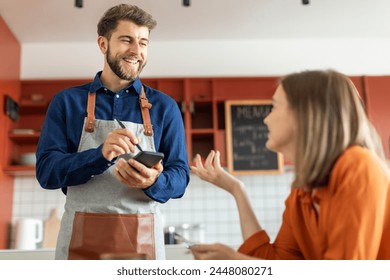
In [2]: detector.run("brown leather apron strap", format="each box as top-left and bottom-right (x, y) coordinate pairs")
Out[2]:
(139, 86), (153, 136)
(84, 87), (153, 136)
(85, 92), (96, 133)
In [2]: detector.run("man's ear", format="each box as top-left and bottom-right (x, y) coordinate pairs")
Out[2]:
(97, 36), (108, 54)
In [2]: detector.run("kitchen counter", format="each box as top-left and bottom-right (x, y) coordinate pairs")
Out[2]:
(0, 249), (54, 260)
(0, 245), (193, 260)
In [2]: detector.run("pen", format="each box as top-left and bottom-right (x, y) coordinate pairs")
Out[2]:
(115, 118), (143, 152)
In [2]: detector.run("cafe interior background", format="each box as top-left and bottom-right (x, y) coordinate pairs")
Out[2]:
(0, 0), (390, 255)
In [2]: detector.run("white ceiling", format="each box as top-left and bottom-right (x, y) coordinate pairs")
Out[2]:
(1, 0), (390, 44)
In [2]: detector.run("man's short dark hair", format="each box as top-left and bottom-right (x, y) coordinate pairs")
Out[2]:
(97, 4), (157, 39)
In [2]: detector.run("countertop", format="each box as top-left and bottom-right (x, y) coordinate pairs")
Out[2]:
(0, 245), (193, 260)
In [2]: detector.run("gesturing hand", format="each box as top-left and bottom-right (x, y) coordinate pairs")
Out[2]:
(190, 150), (244, 195)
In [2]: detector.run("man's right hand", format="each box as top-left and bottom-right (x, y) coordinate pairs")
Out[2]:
(102, 128), (140, 161)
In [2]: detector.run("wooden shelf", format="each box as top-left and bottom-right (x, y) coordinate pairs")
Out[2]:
(190, 128), (214, 135)
(19, 100), (49, 114)
(3, 165), (35, 176)
(9, 132), (40, 144)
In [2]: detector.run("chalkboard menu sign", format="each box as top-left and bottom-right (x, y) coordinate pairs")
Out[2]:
(225, 100), (283, 175)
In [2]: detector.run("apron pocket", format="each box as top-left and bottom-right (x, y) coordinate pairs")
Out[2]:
(68, 212), (155, 260)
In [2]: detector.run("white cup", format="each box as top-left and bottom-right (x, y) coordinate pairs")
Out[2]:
(14, 218), (43, 250)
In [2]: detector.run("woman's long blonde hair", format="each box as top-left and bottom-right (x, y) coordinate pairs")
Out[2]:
(280, 70), (387, 189)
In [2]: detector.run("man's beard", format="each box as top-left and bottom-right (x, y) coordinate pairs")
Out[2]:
(106, 46), (146, 81)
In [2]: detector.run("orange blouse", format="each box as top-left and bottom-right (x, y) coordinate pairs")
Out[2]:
(238, 146), (390, 259)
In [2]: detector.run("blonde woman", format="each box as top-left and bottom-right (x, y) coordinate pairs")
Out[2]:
(190, 70), (390, 260)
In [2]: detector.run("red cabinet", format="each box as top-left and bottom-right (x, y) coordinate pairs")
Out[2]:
(4, 80), (90, 176)
(5, 75), (380, 172)
(144, 77), (278, 165)
(8, 76), (372, 174)
(0, 15), (21, 249)
(6, 77), (278, 174)
(364, 76), (390, 159)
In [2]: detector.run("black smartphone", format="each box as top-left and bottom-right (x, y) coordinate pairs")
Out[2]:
(132, 151), (164, 168)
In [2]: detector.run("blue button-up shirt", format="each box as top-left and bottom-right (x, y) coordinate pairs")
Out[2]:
(36, 72), (190, 203)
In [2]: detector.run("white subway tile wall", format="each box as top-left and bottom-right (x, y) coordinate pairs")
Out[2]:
(12, 169), (293, 248)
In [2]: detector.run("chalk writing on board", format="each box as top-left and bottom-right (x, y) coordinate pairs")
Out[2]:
(225, 100), (283, 174)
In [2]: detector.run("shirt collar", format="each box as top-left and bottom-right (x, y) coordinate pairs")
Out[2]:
(88, 71), (143, 95)
(296, 188), (312, 204)
(296, 187), (326, 205)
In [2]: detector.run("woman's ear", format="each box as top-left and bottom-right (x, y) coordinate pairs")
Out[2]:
(97, 36), (108, 54)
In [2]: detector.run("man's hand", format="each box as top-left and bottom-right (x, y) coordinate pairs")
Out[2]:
(114, 157), (163, 189)
(101, 128), (140, 161)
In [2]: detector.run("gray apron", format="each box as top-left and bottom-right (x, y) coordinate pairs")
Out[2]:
(55, 90), (165, 260)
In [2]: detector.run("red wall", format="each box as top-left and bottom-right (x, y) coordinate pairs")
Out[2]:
(0, 16), (21, 248)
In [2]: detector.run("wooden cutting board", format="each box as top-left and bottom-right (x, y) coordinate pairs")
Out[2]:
(42, 208), (61, 249)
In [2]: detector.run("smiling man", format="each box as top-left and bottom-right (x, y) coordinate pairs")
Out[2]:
(101, 20), (149, 89)
(36, 4), (190, 260)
